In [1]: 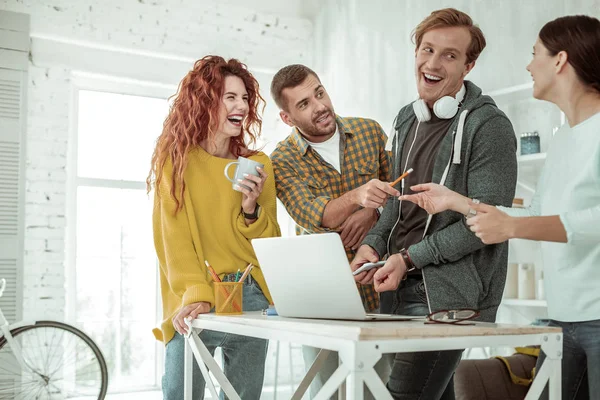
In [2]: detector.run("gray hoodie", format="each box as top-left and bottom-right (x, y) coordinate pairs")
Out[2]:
(363, 80), (518, 322)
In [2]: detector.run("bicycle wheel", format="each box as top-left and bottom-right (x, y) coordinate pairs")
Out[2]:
(0, 320), (108, 399)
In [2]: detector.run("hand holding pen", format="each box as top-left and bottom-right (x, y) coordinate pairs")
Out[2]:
(390, 168), (413, 189)
(349, 168), (414, 209)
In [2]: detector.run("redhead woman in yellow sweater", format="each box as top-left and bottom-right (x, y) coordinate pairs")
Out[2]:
(147, 55), (280, 400)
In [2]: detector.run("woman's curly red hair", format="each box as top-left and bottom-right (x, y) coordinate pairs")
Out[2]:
(147, 55), (265, 212)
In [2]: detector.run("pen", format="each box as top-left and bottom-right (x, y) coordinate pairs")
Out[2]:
(238, 263), (253, 282)
(216, 264), (253, 314)
(205, 260), (241, 312)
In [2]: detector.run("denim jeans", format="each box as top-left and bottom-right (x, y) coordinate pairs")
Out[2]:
(162, 279), (270, 400)
(301, 345), (392, 399)
(537, 318), (600, 400)
(387, 277), (464, 400)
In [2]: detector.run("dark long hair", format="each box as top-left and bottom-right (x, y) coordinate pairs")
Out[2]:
(539, 15), (600, 93)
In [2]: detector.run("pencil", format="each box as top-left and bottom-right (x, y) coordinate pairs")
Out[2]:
(389, 168), (413, 188)
(217, 264), (253, 313)
(204, 260), (222, 282)
(238, 264), (253, 282)
(205, 260), (241, 312)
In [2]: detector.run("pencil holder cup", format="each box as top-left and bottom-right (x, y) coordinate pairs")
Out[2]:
(214, 282), (243, 315)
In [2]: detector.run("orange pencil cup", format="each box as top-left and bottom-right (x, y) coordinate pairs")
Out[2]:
(214, 282), (243, 315)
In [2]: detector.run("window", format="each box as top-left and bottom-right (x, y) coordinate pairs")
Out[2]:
(73, 88), (169, 392)
(69, 75), (301, 397)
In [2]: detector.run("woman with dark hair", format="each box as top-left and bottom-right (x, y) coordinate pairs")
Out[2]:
(147, 55), (280, 399)
(395, 15), (600, 399)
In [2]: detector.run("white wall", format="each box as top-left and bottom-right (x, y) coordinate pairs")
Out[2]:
(3, 0), (313, 71)
(313, 0), (600, 130)
(23, 65), (71, 321)
(0, 0), (313, 322)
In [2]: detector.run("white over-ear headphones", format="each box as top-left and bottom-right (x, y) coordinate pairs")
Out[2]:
(412, 84), (466, 122)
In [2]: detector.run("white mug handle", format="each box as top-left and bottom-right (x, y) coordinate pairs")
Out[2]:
(224, 161), (239, 183)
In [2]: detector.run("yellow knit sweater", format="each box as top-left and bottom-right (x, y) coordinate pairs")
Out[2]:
(152, 147), (280, 344)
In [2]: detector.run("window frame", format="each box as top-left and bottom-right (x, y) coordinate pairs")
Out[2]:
(67, 71), (176, 392)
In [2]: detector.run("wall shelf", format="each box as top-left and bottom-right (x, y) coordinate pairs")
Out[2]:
(502, 298), (547, 308)
(490, 82), (557, 327)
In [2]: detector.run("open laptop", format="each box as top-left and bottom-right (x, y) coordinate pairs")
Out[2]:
(252, 233), (425, 321)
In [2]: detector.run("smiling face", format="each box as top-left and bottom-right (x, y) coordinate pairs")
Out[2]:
(278, 74), (336, 143)
(415, 26), (475, 107)
(215, 75), (249, 139)
(526, 38), (558, 101)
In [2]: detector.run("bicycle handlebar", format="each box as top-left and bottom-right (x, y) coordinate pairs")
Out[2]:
(0, 279), (5, 297)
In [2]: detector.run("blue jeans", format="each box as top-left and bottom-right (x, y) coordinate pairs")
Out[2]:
(387, 277), (463, 400)
(537, 319), (600, 400)
(162, 279), (270, 400)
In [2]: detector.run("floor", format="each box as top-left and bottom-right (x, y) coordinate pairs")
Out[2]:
(105, 386), (300, 400)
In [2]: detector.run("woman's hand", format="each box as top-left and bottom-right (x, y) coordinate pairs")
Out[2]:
(172, 301), (211, 335)
(399, 183), (466, 215)
(236, 166), (267, 217)
(466, 201), (515, 244)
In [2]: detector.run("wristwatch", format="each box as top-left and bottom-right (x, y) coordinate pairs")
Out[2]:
(399, 248), (416, 273)
(465, 199), (481, 219)
(243, 203), (260, 220)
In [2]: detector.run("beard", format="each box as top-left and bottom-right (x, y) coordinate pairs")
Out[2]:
(301, 108), (336, 138)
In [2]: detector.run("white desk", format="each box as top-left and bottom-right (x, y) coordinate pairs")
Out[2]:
(184, 312), (562, 400)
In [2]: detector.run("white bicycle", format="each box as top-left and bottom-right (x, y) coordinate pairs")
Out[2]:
(0, 278), (108, 399)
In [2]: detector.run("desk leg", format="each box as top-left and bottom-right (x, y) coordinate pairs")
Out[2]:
(184, 336), (192, 400)
(292, 349), (332, 400)
(313, 363), (350, 400)
(187, 329), (242, 400)
(547, 358), (561, 400)
(362, 368), (392, 400)
(544, 332), (562, 400)
(525, 333), (562, 400)
(345, 370), (364, 400)
(339, 343), (393, 400)
(525, 359), (551, 400)
(184, 330), (219, 399)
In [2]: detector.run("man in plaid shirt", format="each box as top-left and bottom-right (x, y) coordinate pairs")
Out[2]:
(270, 64), (397, 399)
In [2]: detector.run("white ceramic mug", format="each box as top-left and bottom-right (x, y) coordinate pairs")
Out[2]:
(224, 156), (264, 192)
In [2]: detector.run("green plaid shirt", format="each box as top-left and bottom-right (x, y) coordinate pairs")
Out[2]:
(271, 115), (391, 312)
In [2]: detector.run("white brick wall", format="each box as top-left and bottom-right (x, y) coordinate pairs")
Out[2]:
(0, 0), (313, 322)
(23, 65), (71, 321)
(1, 0), (313, 70)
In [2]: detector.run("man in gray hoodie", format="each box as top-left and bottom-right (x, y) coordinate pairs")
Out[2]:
(351, 8), (518, 399)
